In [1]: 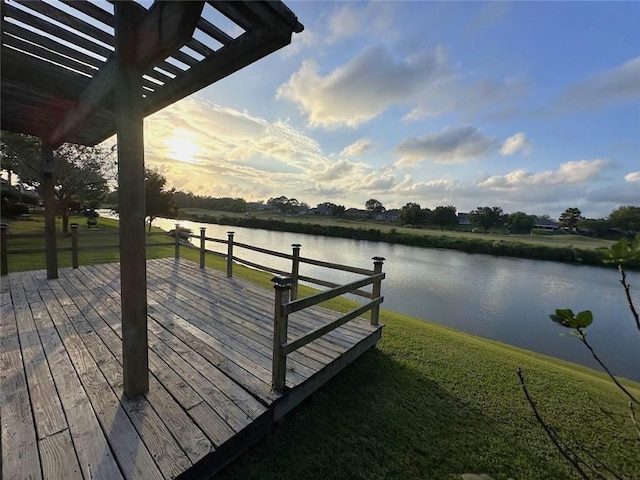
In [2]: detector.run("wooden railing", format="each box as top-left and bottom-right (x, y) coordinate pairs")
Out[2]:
(2, 222), (386, 393)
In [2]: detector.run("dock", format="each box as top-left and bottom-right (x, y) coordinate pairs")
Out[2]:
(1, 258), (383, 479)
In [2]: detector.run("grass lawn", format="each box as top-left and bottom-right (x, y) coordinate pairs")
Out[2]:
(181, 208), (615, 251)
(3, 216), (638, 479)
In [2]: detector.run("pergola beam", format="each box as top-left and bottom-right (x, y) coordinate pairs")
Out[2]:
(47, 1), (204, 148)
(145, 29), (291, 116)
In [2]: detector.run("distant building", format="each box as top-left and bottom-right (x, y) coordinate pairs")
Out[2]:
(533, 217), (560, 232)
(457, 212), (471, 225)
(314, 204), (332, 215)
(344, 208), (369, 218)
(375, 209), (399, 222)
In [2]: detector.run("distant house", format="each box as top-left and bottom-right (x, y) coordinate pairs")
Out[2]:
(344, 208), (369, 218)
(533, 217), (560, 232)
(375, 209), (399, 222)
(315, 204), (332, 216)
(457, 212), (471, 225)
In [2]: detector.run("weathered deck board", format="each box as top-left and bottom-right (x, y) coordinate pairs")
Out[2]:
(1, 258), (383, 479)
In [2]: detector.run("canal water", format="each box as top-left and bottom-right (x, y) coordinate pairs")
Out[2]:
(101, 212), (640, 381)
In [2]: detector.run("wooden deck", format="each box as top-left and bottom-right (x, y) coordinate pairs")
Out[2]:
(1, 258), (382, 479)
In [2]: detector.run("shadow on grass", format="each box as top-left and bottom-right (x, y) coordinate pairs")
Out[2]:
(217, 348), (573, 480)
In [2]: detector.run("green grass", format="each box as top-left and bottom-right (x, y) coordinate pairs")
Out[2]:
(180, 207), (614, 251)
(4, 216), (639, 479)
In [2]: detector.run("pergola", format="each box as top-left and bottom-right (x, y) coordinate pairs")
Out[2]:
(1, 0), (303, 397)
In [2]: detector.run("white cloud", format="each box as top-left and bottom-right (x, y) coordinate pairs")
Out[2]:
(314, 159), (364, 181)
(340, 138), (375, 157)
(587, 184), (640, 204)
(625, 171), (640, 183)
(278, 45), (527, 128)
(277, 46), (451, 128)
(552, 56), (640, 113)
(478, 159), (612, 190)
(500, 132), (532, 156)
(394, 126), (499, 166)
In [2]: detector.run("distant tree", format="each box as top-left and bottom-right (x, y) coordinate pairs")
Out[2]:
(8, 139), (114, 233)
(421, 208), (434, 225)
(470, 206), (505, 233)
(432, 205), (457, 230)
(399, 202), (425, 225)
(559, 207), (584, 232)
(331, 204), (346, 217)
(365, 198), (385, 214)
(144, 168), (178, 232)
(608, 206), (640, 232)
(504, 211), (536, 234)
(578, 218), (612, 238)
(267, 196), (302, 215)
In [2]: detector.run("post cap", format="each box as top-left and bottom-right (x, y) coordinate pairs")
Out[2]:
(227, 231), (235, 235)
(70, 223), (78, 227)
(1, 223), (8, 228)
(271, 276), (292, 288)
(372, 256), (386, 262)
(200, 227), (206, 231)
(291, 243), (302, 248)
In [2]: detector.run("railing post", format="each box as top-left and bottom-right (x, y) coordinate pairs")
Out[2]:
(290, 243), (301, 301)
(71, 223), (79, 269)
(1, 224), (7, 276)
(174, 223), (180, 259)
(199, 227), (206, 269)
(370, 256), (385, 326)
(271, 276), (291, 392)
(226, 231), (235, 278)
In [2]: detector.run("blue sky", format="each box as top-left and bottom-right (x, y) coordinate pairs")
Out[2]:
(140, 1), (640, 218)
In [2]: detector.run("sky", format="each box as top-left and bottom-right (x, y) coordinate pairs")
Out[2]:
(65, 2), (640, 218)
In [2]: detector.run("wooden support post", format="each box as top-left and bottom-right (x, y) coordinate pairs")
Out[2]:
(70, 223), (78, 268)
(174, 223), (180, 259)
(290, 243), (301, 301)
(199, 227), (206, 268)
(226, 231), (235, 278)
(41, 143), (58, 279)
(271, 276), (291, 392)
(115, 1), (148, 398)
(370, 257), (385, 326)
(0, 224), (7, 276)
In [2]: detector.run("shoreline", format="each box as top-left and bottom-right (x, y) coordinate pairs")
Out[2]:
(177, 212), (639, 271)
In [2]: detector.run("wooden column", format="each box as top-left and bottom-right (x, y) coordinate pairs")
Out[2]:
(41, 143), (58, 279)
(174, 223), (180, 259)
(1, 224), (7, 276)
(271, 276), (291, 392)
(226, 231), (235, 278)
(290, 243), (301, 301)
(370, 257), (385, 326)
(199, 227), (206, 268)
(115, 2), (148, 397)
(70, 223), (78, 268)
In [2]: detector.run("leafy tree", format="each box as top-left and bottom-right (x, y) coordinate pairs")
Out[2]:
(578, 218), (612, 238)
(504, 211), (536, 234)
(6, 135), (114, 233)
(608, 205), (640, 232)
(267, 196), (302, 215)
(330, 204), (346, 217)
(1, 131), (40, 186)
(469, 206), (504, 233)
(559, 207), (583, 232)
(421, 208), (433, 225)
(432, 205), (457, 230)
(144, 168), (178, 232)
(365, 198), (385, 214)
(399, 202), (425, 225)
